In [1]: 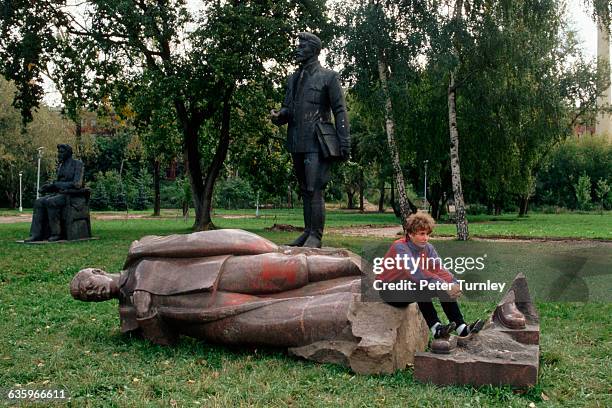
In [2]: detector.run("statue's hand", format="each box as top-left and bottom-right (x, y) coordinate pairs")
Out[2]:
(270, 109), (280, 120)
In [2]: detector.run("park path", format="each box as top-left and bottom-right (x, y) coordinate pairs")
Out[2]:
(327, 225), (612, 244)
(0, 213), (255, 224)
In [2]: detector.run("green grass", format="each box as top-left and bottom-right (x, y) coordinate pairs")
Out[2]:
(2, 207), (611, 239)
(0, 216), (610, 407)
(435, 213), (612, 240)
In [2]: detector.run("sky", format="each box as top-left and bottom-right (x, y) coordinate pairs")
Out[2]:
(41, 0), (602, 107)
(568, 0), (598, 57)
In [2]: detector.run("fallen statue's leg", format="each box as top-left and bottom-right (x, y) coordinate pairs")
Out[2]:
(145, 289), (429, 374)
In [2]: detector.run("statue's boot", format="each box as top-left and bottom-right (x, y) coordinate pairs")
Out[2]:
(303, 190), (324, 248)
(289, 231), (310, 247)
(27, 200), (46, 241)
(431, 335), (458, 354)
(288, 191), (311, 246)
(495, 302), (526, 329)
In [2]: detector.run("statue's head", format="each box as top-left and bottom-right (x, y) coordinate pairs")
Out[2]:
(295, 32), (322, 64)
(70, 268), (118, 302)
(57, 144), (73, 163)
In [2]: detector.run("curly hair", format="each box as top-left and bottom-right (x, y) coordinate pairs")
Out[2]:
(406, 212), (435, 234)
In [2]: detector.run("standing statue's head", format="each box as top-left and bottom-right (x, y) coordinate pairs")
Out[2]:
(70, 268), (119, 301)
(295, 32), (322, 64)
(57, 144), (73, 163)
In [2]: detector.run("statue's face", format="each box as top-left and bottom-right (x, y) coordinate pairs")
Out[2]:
(295, 39), (317, 64)
(78, 272), (114, 301)
(57, 147), (70, 163)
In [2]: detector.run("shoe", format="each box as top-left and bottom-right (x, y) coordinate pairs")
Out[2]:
(48, 235), (62, 242)
(433, 322), (456, 339)
(431, 335), (458, 354)
(288, 231), (310, 247)
(303, 234), (322, 248)
(468, 319), (485, 334)
(459, 319), (485, 337)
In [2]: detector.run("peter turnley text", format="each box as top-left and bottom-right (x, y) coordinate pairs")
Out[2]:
(373, 279), (507, 293)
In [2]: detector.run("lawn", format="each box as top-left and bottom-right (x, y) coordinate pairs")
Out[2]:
(2, 208), (611, 239)
(0, 215), (610, 407)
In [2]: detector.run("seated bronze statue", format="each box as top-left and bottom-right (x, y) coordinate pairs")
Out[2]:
(26, 144), (88, 242)
(70, 229), (429, 374)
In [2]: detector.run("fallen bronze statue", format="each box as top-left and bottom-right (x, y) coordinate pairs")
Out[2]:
(70, 229), (540, 384)
(70, 229), (429, 374)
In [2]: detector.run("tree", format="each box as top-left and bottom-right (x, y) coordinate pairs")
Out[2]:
(334, 0), (430, 231)
(434, 0), (487, 240)
(0, 0), (329, 230)
(0, 77), (74, 207)
(535, 135), (611, 209)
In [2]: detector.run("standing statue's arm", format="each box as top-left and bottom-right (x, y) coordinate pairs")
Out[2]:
(328, 73), (350, 155)
(271, 77), (293, 126)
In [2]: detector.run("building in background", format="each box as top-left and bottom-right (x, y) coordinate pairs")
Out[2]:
(596, 22), (612, 138)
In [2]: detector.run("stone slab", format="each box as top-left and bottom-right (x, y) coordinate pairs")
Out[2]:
(492, 322), (540, 345)
(414, 345), (539, 387)
(17, 237), (99, 244)
(414, 273), (541, 387)
(290, 299), (429, 374)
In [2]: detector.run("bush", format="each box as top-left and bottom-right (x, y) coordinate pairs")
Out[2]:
(160, 177), (192, 210)
(214, 177), (255, 209)
(132, 167), (152, 210)
(536, 136), (611, 209)
(466, 203), (489, 215)
(574, 173), (592, 211)
(89, 170), (125, 211)
(595, 178), (611, 211)
(88, 167), (152, 211)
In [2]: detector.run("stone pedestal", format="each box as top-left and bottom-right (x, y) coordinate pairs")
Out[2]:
(414, 273), (540, 387)
(290, 298), (429, 374)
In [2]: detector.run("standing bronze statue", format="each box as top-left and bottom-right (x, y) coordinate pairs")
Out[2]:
(271, 32), (350, 248)
(26, 144), (85, 242)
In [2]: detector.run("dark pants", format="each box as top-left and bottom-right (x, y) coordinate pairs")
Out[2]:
(291, 152), (331, 240)
(380, 287), (465, 329)
(30, 194), (66, 238)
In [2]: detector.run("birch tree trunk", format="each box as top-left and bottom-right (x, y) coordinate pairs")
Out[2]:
(378, 177), (385, 213)
(359, 169), (365, 213)
(378, 56), (412, 233)
(448, 70), (469, 240)
(152, 160), (161, 216)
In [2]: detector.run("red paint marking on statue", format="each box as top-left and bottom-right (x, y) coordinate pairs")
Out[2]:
(261, 259), (298, 290)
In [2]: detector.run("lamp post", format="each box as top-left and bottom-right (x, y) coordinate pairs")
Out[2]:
(36, 147), (44, 199)
(19, 171), (23, 212)
(423, 160), (429, 212)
